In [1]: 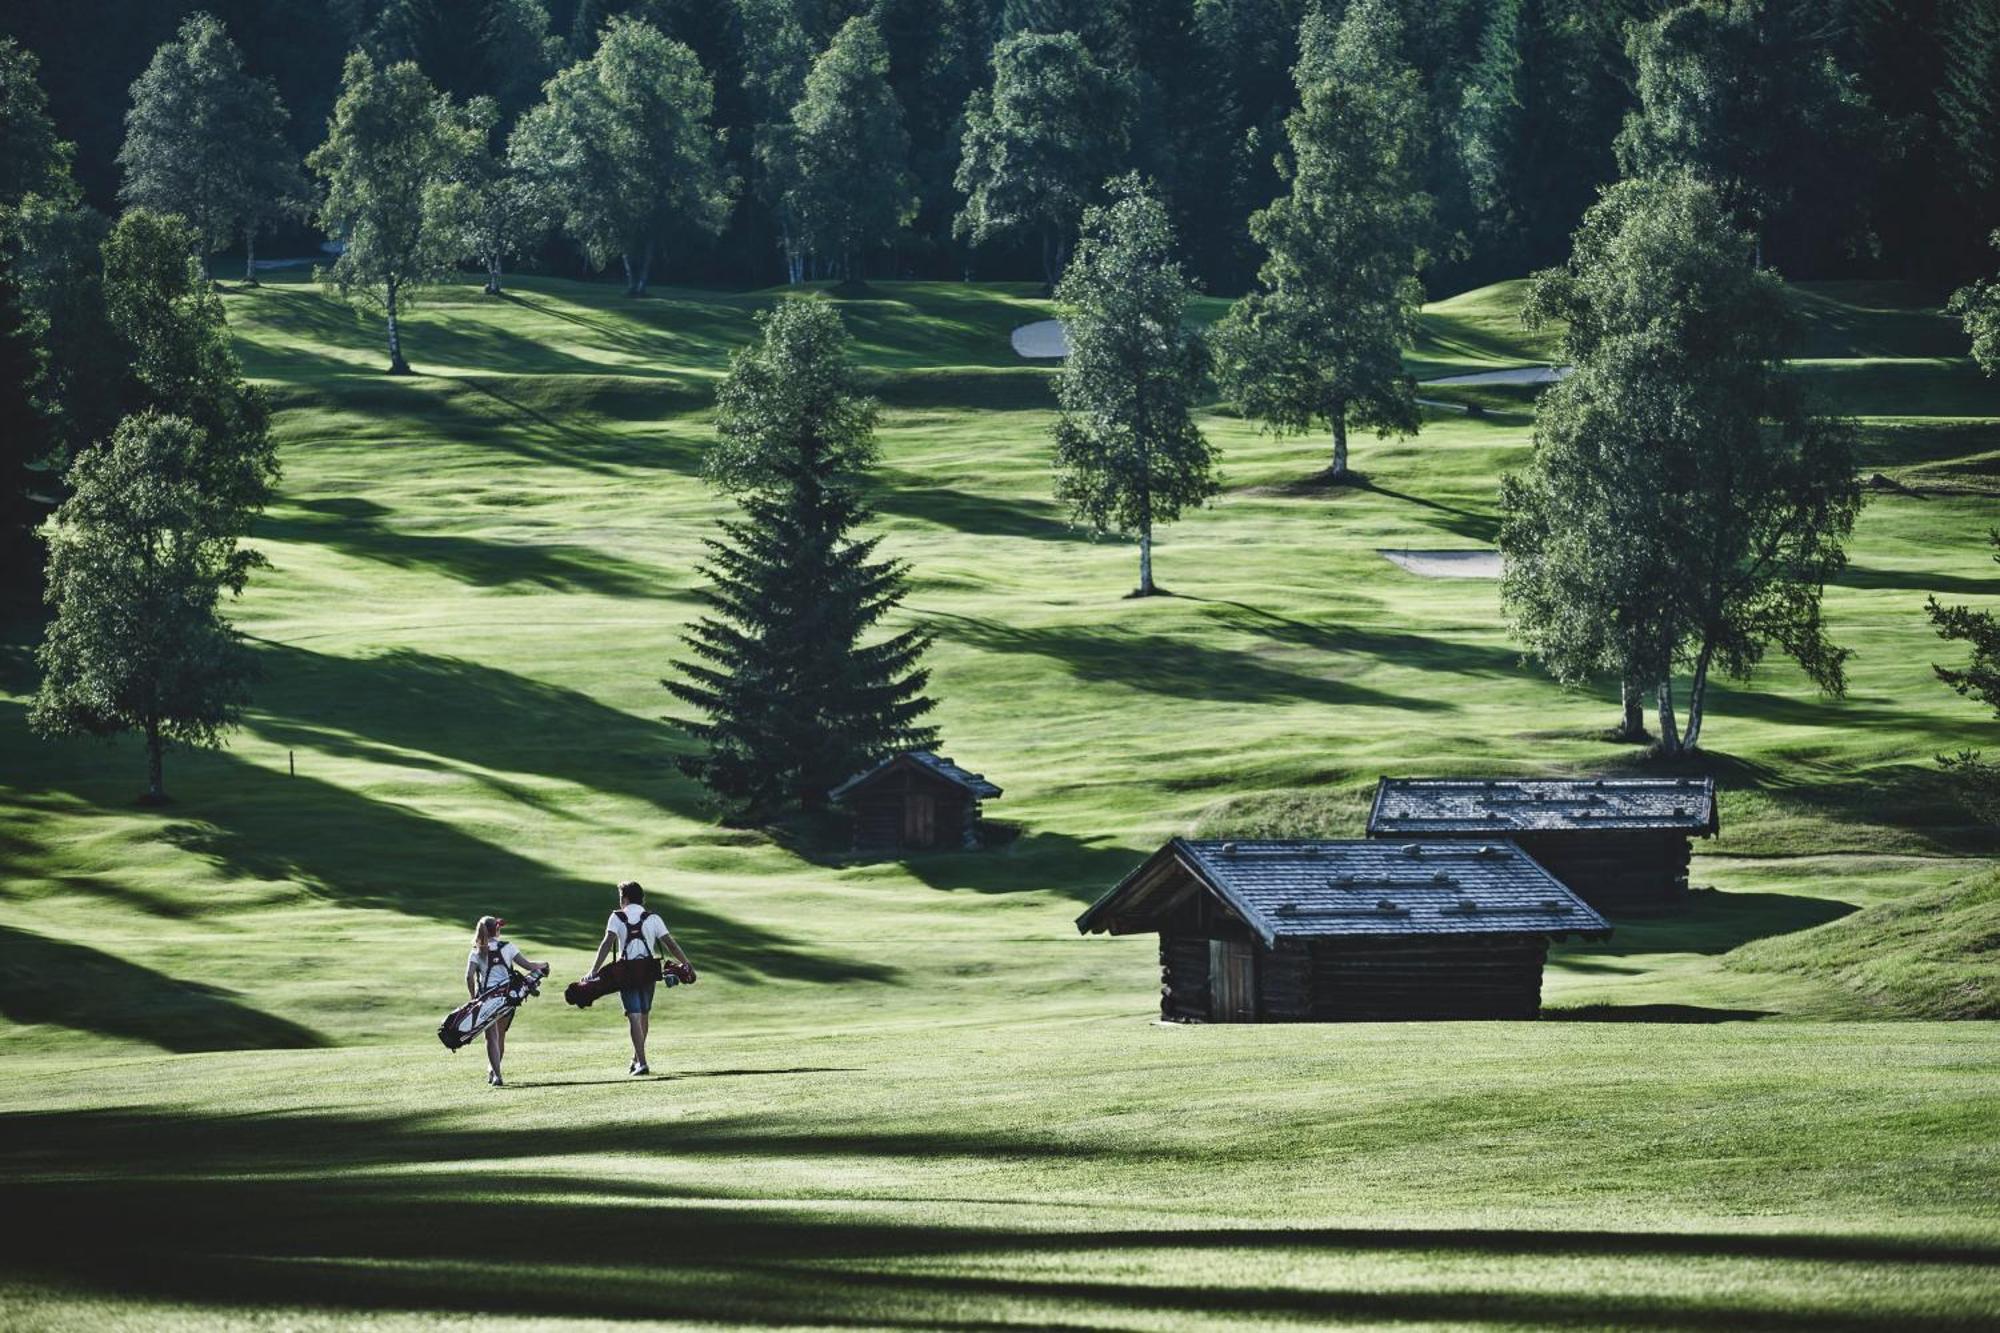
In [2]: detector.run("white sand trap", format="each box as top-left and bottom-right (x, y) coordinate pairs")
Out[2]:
(1011, 319), (1070, 358)
(1420, 365), (1571, 387)
(1379, 548), (1502, 578)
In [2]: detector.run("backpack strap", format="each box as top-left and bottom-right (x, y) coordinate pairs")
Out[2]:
(621, 908), (653, 957)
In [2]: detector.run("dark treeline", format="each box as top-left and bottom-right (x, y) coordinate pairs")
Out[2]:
(4, 0), (1999, 294)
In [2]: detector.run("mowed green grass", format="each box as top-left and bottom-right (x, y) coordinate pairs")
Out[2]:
(2, 271), (1998, 1329)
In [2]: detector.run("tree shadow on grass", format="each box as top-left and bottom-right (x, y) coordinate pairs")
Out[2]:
(1540, 1003), (1775, 1023)
(1703, 752), (2000, 854)
(1566, 888), (1857, 960)
(929, 612), (1456, 713)
(257, 498), (664, 597)
(243, 641), (708, 820)
(1, 698), (888, 987)
(0, 924), (327, 1051)
(873, 479), (1084, 543)
(1182, 597), (1525, 679)
(893, 832), (1146, 903)
(1833, 563), (2000, 597)
(1353, 476), (1501, 545)
(2, 1104), (1991, 1328)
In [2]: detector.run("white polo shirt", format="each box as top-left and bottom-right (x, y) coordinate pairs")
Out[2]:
(608, 906), (669, 961)
(470, 939), (524, 990)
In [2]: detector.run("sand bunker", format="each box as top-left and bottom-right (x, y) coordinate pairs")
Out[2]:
(1419, 365), (1572, 387)
(1011, 319), (1070, 358)
(1379, 548), (1502, 578)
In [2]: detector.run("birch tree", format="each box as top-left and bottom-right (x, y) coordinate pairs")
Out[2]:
(509, 16), (731, 297)
(309, 52), (467, 373)
(1210, 0), (1431, 482)
(1050, 175), (1217, 598)
(1499, 176), (1863, 756)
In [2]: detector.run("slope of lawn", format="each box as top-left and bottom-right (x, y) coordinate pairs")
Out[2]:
(2, 270), (1998, 1329)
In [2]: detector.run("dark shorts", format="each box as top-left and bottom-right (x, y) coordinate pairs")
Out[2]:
(620, 981), (656, 1015)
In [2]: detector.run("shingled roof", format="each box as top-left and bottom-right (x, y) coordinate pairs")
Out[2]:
(1075, 838), (1610, 945)
(1368, 777), (1718, 836)
(828, 749), (1002, 802)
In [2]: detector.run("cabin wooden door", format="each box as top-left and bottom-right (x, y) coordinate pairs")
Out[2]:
(1208, 940), (1257, 1022)
(903, 792), (936, 847)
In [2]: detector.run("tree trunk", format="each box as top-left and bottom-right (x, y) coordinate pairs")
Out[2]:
(244, 227), (259, 287)
(1655, 677), (1682, 757)
(1680, 638), (1716, 753)
(1330, 407), (1349, 478)
(385, 278), (411, 375)
(1041, 227), (1057, 290)
(1136, 523), (1155, 597)
(143, 718), (166, 805)
(1617, 679), (1649, 742)
(485, 253), (503, 296)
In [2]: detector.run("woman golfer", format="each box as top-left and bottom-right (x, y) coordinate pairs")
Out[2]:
(465, 916), (548, 1087)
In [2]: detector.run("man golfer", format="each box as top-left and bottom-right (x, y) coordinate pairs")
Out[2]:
(589, 881), (695, 1076)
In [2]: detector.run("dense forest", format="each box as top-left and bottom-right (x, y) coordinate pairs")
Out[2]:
(4, 0), (1998, 295)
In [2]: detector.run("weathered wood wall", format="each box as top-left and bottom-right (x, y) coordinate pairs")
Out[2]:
(1305, 936), (1548, 1021)
(1158, 928), (1549, 1023)
(847, 768), (979, 851)
(1510, 830), (1690, 915)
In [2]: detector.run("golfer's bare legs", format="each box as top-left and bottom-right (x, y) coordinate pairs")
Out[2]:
(628, 1012), (648, 1069)
(487, 1012), (510, 1080)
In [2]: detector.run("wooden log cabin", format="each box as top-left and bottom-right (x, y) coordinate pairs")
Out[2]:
(1075, 838), (1610, 1022)
(828, 750), (1001, 852)
(1367, 777), (1719, 916)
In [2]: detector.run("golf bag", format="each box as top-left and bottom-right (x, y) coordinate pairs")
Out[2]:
(564, 956), (695, 1009)
(438, 967), (547, 1051)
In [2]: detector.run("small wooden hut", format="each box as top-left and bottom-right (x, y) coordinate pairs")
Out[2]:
(829, 750), (1002, 852)
(1075, 838), (1609, 1023)
(1367, 777), (1718, 916)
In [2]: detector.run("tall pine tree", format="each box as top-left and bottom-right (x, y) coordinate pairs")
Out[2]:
(668, 298), (937, 820)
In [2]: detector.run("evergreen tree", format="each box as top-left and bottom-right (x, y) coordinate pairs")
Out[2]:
(1211, 0), (1431, 482)
(1928, 530), (2000, 826)
(309, 52), (469, 372)
(32, 411), (266, 804)
(371, 0), (557, 115)
(0, 252), (52, 608)
(1453, 0), (1524, 249)
(1050, 175), (1217, 597)
(0, 37), (77, 210)
(667, 299), (937, 819)
(953, 30), (1133, 287)
(509, 16), (733, 296)
(1499, 176), (1863, 755)
(787, 16), (917, 282)
(873, 0), (989, 279)
(117, 14), (297, 281)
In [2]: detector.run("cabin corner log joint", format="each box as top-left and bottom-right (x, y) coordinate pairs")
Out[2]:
(829, 750), (1002, 851)
(1076, 838), (1610, 1023)
(1367, 777), (1719, 916)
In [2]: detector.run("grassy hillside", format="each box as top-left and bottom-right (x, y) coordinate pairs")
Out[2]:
(1728, 866), (2000, 1017)
(2, 272), (1997, 1328)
